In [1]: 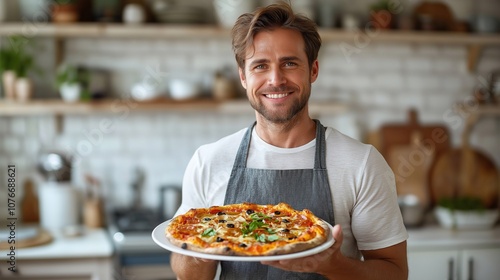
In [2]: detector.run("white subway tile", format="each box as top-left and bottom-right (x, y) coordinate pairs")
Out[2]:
(415, 45), (442, 56)
(24, 138), (40, 156)
(443, 46), (467, 57)
(404, 57), (434, 72)
(440, 75), (467, 92)
(406, 75), (441, 90)
(374, 73), (405, 90)
(9, 117), (27, 136)
(3, 136), (21, 154)
(374, 44), (415, 56)
(433, 58), (459, 73)
(0, 118), (9, 134)
(396, 91), (426, 109)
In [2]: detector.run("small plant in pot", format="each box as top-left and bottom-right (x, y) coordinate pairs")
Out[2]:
(56, 64), (88, 103)
(435, 197), (499, 230)
(0, 36), (38, 101)
(369, 0), (395, 30)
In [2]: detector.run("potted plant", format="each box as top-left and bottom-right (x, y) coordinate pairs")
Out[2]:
(0, 36), (37, 101)
(0, 47), (18, 100)
(52, 0), (79, 23)
(14, 51), (36, 102)
(56, 64), (88, 102)
(435, 197), (499, 230)
(369, 0), (395, 30)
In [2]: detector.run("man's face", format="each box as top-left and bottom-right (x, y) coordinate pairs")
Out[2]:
(239, 28), (319, 124)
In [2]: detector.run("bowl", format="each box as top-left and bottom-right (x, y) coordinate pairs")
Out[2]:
(168, 79), (201, 100)
(435, 206), (499, 230)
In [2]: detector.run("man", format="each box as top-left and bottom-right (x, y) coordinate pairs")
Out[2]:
(171, 2), (408, 280)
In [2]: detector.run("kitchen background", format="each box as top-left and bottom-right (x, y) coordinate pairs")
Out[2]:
(0, 0), (499, 279)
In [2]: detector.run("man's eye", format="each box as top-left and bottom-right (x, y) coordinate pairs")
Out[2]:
(284, 62), (297, 67)
(255, 65), (266, 70)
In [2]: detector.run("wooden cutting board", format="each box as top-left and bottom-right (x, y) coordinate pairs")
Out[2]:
(0, 228), (52, 250)
(428, 114), (499, 208)
(380, 109), (451, 208)
(380, 110), (451, 159)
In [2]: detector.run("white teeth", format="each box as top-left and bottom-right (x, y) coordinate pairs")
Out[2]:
(266, 93), (289, 99)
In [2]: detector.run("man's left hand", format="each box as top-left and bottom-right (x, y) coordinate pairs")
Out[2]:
(261, 224), (343, 275)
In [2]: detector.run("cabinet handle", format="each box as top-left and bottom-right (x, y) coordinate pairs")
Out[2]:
(468, 258), (474, 280)
(448, 258), (454, 280)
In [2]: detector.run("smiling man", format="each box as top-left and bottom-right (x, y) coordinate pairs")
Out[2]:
(171, 2), (408, 280)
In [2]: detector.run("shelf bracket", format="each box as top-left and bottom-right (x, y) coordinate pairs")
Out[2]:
(467, 44), (482, 73)
(54, 37), (65, 67)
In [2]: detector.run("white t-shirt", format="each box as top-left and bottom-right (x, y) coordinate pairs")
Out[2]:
(176, 126), (408, 259)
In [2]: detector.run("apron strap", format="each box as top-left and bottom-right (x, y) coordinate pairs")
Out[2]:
(231, 122), (255, 169)
(313, 119), (327, 170)
(231, 120), (327, 170)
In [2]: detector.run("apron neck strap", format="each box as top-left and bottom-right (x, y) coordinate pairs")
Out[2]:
(233, 120), (327, 169)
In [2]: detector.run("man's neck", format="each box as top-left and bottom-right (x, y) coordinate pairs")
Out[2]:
(254, 114), (316, 148)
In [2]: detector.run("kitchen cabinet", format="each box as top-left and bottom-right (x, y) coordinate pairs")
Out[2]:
(0, 228), (114, 280)
(0, 257), (113, 280)
(408, 248), (500, 280)
(407, 225), (500, 280)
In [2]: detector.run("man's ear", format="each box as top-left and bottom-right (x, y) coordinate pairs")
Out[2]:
(310, 60), (319, 83)
(238, 67), (247, 89)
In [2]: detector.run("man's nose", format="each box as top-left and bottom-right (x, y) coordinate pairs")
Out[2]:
(267, 68), (286, 86)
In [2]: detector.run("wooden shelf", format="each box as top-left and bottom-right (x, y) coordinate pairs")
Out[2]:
(2, 23), (498, 72)
(0, 98), (348, 116)
(0, 23), (499, 45)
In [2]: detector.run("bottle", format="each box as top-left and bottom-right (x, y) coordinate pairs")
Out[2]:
(21, 179), (40, 224)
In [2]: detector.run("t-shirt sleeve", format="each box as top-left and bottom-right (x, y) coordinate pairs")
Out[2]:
(351, 146), (408, 250)
(173, 148), (209, 217)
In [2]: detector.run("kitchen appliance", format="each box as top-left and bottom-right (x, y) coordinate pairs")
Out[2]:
(106, 181), (181, 279)
(39, 181), (80, 233)
(36, 150), (80, 234)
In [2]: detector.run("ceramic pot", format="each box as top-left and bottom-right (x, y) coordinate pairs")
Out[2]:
(213, 0), (256, 28)
(15, 77), (33, 102)
(60, 83), (81, 102)
(52, 4), (79, 23)
(2, 71), (17, 100)
(123, 3), (146, 24)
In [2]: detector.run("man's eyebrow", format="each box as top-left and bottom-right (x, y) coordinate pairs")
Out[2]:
(249, 56), (302, 66)
(279, 56), (301, 62)
(249, 59), (269, 66)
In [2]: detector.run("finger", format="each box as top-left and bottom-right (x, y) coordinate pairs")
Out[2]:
(332, 224), (343, 246)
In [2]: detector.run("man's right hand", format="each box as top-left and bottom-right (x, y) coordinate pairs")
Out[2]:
(170, 253), (218, 280)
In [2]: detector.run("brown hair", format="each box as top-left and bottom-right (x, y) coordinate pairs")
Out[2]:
(231, 1), (321, 70)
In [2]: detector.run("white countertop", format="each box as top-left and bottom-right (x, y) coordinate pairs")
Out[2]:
(407, 225), (500, 251)
(2, 225), (499, 260)
(0, 228), (114, 260)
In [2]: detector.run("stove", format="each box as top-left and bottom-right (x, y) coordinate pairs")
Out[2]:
(108, 208), (164, 253)
(107, 208), (176, 280)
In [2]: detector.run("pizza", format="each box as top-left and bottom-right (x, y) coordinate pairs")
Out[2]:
(165, 202), (330, 256)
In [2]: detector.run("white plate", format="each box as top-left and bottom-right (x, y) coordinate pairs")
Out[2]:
(152, 220), (335, 262)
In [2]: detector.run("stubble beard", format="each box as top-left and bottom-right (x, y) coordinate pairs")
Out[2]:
(249, 85), (311, 124)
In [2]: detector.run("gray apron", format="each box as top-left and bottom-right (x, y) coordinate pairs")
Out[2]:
(221, 120), (335, 280)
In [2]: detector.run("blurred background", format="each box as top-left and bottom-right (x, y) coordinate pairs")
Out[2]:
(0, 0), (499, 279)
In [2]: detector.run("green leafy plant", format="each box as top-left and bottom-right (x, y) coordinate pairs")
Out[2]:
(0, 36), (39, 78)
(55, 64), (89, 87)
(438, 197), (486, 212)
(370, 0), (392, 11)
